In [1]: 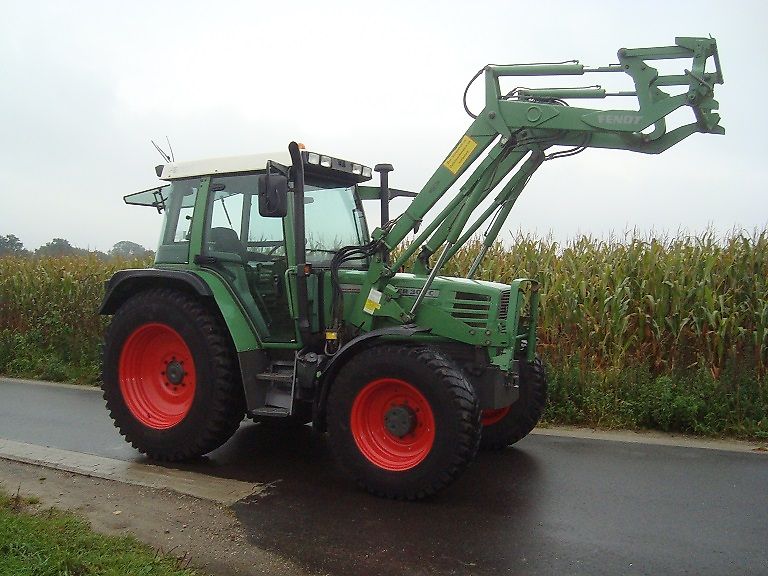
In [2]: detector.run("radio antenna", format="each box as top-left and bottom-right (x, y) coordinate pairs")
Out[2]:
(151, 139), (171, 163)
(165, 136), (175, 162)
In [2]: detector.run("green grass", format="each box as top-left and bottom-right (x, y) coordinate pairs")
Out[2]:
(543, 361), (768, 438)
(0, 487), (199, 576)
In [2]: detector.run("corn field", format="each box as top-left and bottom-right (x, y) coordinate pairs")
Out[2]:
(445, 230), (768, 382)
(0, 255), (152, 383)
(1, 230), (766, 437)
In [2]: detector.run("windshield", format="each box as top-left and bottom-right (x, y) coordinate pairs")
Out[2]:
(304, 181), (368, 266)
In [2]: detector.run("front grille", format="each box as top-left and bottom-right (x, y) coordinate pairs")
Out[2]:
(498, 290), (511, 320)
(450, 292), (491, 329)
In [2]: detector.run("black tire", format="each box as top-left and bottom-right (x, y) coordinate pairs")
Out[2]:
(327, 345), (481, 500)
(101, 288), (245, 461)
(480, 355), (547, 450)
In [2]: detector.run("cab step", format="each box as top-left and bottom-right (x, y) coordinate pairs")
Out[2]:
(254, 371), (294, 384)
(250, 406), (290, 417)
(247, 361), (295, 415)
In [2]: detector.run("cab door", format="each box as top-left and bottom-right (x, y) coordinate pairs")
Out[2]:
(201, 173), (296, 343)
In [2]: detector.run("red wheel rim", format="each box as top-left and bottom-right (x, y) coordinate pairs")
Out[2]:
(481, 406), (510, 426)
(350, 378), (435, 472)
(119, 323), (196, 430)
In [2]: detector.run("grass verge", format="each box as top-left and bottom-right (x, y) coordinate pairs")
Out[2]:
(0, 486), (199, 576)
(544, 361), (768, 439)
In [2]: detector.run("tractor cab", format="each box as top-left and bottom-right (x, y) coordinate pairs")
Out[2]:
(124, 150), (375, 343)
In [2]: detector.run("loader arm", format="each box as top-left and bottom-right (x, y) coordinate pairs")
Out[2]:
(369, 37), (723, 303)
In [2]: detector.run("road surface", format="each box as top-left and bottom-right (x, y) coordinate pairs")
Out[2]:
(1, 378), (766, 575)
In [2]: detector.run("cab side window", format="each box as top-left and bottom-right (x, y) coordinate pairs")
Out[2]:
(155, 178), (201, 264)
(203, 174), (285, 260)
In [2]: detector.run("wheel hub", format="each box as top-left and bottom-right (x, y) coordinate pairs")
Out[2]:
(350, 377), (436, 472)
(165, 360), (185, 385)
(384, 405), (416, 438)
(119, 323), (197, 430)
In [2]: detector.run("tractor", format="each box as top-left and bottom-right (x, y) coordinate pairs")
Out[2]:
(101, 38), (723, 499)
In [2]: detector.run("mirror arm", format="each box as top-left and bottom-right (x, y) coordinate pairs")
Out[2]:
(289, 141), (312, 340)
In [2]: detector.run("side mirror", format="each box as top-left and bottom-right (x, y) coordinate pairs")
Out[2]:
(258, 173), (288, 218)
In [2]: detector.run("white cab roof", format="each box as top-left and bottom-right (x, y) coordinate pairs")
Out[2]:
(159, 151), (292, 180)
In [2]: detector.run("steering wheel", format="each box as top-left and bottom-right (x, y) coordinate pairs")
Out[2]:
(246, 240), (284, 260)
(244, 252), (273, 262)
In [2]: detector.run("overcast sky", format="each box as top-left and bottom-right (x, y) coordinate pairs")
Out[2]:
(1, 0), (766, 252)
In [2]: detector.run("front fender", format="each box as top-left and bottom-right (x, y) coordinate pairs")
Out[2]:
(313, 324), (430, 431)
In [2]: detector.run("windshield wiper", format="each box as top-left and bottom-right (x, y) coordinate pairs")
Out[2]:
(220, 198), (233, 227)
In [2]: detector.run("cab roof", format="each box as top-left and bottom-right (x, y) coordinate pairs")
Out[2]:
(158, 151), (292, 180)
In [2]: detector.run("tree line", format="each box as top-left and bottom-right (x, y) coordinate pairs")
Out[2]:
(0, 234), (153, 259)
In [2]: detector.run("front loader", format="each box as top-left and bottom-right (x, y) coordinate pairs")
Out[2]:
(100, 37), (724, 499)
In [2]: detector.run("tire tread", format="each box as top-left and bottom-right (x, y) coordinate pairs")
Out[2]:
(328, 345), (481, 500)
(101, 288), (244, 461)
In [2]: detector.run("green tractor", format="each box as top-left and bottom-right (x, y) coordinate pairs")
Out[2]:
(101, 38), (723, 499)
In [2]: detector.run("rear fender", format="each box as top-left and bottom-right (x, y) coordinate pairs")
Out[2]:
(100, 269), (211, 314)
(99, 268), (260, 352)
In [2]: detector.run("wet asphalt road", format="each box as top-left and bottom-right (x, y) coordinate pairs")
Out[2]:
(1, 378), (766, 576)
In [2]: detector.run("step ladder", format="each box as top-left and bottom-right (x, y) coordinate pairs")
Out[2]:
(248, 360), (295, 418)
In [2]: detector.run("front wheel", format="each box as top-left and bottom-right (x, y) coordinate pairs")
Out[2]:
(327, 345), (481, 500)
(480, 355), (548, 450)
(101, 288), (245, 461)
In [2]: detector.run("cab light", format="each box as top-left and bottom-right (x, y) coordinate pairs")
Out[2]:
(320, 155), (332, 168)
(352, 164), (362, 175)
(362, 166), (372, 178)
(307, 152), (320, 164)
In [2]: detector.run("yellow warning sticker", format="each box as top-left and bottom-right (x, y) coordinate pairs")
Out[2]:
(363, 288), (383, 315)
(443, 135), (478, 174)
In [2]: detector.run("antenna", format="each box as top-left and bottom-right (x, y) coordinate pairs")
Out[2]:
(151, 139), (171, 163)
(165, 136), (175, 162)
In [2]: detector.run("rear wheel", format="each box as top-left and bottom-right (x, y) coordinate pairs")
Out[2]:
(101, 289), (245, 461)
(327, 345), (481, 500)
(480, 355), (547, 450)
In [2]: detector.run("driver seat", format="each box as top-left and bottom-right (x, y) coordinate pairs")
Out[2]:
(210, 227), (247, 262)
(207, 227), (272, 336)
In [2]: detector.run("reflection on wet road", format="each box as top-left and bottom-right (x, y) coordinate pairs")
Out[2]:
(212, 425), (767, 576)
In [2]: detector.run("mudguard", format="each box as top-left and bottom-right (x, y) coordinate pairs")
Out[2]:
(99, 267), (261, 353)
(99, 269), (212, 315)
(313, 324), (429, 430)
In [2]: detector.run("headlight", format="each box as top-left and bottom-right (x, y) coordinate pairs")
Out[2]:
(301, 150), (373, 182)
